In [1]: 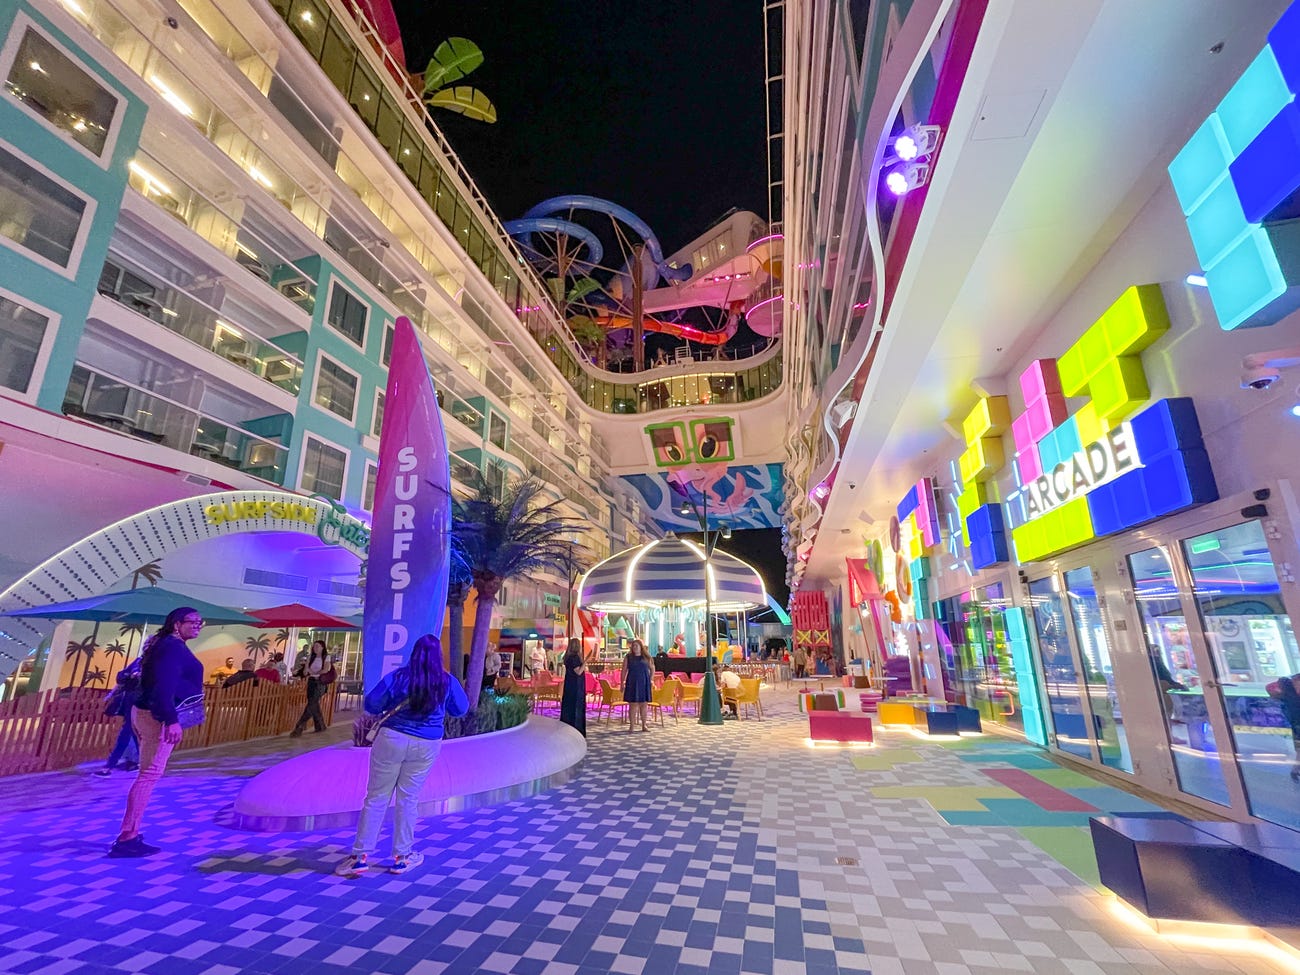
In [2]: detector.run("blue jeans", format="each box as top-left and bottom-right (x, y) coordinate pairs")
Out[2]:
(106, 714), (139, 768)
(352, 728), (442, 857)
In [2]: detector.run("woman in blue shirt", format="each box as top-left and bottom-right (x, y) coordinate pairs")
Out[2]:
(109, 606), (205, 858)
(336, 634), (469, 877)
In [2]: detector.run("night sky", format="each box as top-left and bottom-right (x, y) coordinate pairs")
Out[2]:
(391, 0), (769, 252)
(391, 2), (787, 605)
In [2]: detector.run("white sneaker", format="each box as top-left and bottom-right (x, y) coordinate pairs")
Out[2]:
(334, 853), (368, 878)
(389, 851), (424, 874)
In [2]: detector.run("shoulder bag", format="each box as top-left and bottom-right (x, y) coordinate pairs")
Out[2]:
(353, 699), (406, 747)
(176, 693), (206, 729)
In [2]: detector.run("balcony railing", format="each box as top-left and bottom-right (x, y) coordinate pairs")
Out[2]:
(63, 365), (290, 482)
(98, 256), (306, 396)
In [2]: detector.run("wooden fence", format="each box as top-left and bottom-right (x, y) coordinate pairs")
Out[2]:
(0, 682), (339, 777)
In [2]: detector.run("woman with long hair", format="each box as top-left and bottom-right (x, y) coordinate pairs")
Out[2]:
(108, 606), (204, 858)
(290, 639), (336, 736)
(559, 637), (587, 737)
(621, 639), (653, 732)
(335, 634), (469, 877)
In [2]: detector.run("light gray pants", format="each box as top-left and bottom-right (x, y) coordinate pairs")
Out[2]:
(353, 727), (442, 857)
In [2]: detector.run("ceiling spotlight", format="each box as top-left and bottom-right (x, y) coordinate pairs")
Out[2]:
(894, 124), (941, 162)
(1185, 273), (1208, 287)
(885, 162), (931, 197)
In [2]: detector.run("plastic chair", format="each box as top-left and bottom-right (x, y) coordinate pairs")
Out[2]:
(675, 676), (703, 716)
(733, 678), (764, 720)
(650, 681), (679, 725)
(597, 679), (628, 724)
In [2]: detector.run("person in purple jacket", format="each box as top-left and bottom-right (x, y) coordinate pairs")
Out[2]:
(335, 634), (469, 878)
(108, 607), (205, 858)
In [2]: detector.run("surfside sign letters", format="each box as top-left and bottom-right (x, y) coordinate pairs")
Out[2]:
(1020, 423), (1140, 519)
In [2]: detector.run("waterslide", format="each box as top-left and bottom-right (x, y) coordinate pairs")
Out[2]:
(505, 196), (778, 350)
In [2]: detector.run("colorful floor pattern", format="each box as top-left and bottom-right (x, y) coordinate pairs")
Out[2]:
(0, 690), (1292, 974)
(856, 742), (1167, 888)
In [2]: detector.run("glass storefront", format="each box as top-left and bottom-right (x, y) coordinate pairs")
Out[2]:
(934, 583), (1024, 734)
(1129, 545), (1232, 805)
(1062, 567), (1129, 772)
(1182, 521), (1300, 829)
(1028, 577), (1090, 759)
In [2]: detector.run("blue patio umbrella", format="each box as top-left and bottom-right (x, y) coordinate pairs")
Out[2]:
(1, 586), (259, 626)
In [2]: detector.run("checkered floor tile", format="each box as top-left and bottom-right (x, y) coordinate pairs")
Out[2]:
(0, 690), (1290, 975)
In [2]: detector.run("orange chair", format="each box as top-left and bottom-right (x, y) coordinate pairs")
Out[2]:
(650, 680), (679, 725)
(597, 679), (628, 724)
(675, 676), (703, 716)
(733, 678), (763, 720)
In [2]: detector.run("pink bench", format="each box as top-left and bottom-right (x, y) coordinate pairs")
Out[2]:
(808, 711), (874, 743)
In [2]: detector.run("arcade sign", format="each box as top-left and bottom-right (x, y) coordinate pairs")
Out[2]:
(1020, 423), (1139, 519)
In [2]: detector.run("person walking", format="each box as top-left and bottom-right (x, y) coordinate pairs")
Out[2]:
(559, 637), (587, 737)
(793, 644), (809, 679)
(1267, 672), (1300, 783)
(290, 640), (336, 736)
(622, 640), (653, 732)
(335, 634), (469, 877)
(108, 607), (204, 857)
(95, 657), (142, 777)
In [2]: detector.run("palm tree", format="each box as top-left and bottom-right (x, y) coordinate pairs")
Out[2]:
(65, 637), (97, 689)
(446, 549), (473, 682)
(244, 634), (271, 663)
(274, 628), (291, 650)
(120, 622), (146, 660)
(81, 667), (107, 688)
(129, 560), (163, 589)
(416, 38), (497, 124)
(453, 469), (578, 706)
(103, 640), (127, 681)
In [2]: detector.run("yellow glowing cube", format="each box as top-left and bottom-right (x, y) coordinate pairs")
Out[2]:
(1056, 344), (1089, 397)
(958, 438), (1005, 485)
(957, 481), (988, 523)
(1091, 356), (1150, 423)
(961, 395), (1012, 443)
(1011, 497), (1095, 563)
(1103, 284), (1170, 355)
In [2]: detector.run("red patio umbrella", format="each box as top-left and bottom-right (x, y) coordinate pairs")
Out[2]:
(246, 603), (357, 630)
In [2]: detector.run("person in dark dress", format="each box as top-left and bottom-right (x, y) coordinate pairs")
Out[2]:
(559, 638), (587, 737)
(622, 639), (653, 732)
(109, 607), (205, 857)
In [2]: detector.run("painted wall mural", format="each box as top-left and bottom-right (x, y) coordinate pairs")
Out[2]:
(622, 463), (785, 532)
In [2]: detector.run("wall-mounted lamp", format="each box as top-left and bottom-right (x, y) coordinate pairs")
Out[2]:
(885, 161), (932, 197)
(894, 124), (942, 162)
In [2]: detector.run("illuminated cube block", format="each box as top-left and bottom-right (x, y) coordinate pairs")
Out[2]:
(961, 396), (1011, 442)
(1169, 115), (1232, 213)
(1037, 417), (1082, 472)
(1011, 497), (1094, 563)
(1087, 398), (1219, 535)
(1102, 285), (1171, 355)
(957, 481), (988, 523)
(959, 437), (1005, 485)
(1090, 356), (1151, 422)
(1229, 101), (1300, 223)
(1217, 47), (1291, 155)
(967, 504), (1009, 569)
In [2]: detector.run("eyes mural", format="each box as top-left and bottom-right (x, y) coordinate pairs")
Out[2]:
(645, 418), (736, 467)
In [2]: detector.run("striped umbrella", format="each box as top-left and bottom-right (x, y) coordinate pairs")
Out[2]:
(578, 536), (767, 613)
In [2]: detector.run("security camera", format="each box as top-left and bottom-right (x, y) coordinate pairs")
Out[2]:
(1241, 346), (1300, 390)
(1241, 366), (1280, 390)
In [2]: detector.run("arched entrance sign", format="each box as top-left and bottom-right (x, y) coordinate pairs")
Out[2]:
(0, 491), (369, 674)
